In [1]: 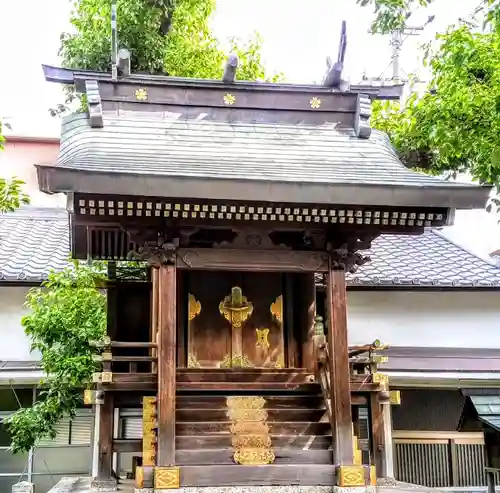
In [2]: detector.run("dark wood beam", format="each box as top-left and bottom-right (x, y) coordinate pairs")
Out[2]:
(156, 263), (177, 466)
(370, 393), (386, 477)
(326, 265), (354, 466)
(299, 273), (317, 373)
(97, 393), (114, 480)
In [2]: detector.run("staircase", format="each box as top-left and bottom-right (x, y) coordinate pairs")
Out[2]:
(175, 368), (333, 474)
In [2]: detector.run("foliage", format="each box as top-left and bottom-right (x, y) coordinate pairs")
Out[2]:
(50, 0), (280, 116)
(0, 177), (30, 213)
(371, 14), (500, 188)
(5, 261), (107, 453)
(358, 0), (432, 33)
(0, 120), (30, 213)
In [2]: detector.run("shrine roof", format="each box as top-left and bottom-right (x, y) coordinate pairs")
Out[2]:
(2, 208), (500, 288)
(37, 112), (489, 209)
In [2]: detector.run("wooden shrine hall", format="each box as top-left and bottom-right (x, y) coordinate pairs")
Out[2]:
(38, 59), (490, 491)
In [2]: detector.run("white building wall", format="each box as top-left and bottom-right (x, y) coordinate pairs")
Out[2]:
(0, 286), (39, 360)
(347, 290), (500, 348)
(1, 286), (500, 364)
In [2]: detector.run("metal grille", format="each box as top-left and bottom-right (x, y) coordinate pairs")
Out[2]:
(395, 441), (451, 487)
(90, 229), (136, 260)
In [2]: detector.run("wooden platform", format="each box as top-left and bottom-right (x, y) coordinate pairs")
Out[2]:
(112, 368), (374, 486)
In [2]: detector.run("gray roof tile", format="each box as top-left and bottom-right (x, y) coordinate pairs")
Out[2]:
(0, 208), (69, 282)
(58, 113), (454, 188)
(2, 208), (500, 288)
(349, 230), (500, 288)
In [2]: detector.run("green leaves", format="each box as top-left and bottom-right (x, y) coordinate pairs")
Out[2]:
(59, 0), (280, 82)
(0, 177), (30, 213)
(5, 261), (107, 453)
(372, 20), (500, 188)
(357, 0), (432, 34)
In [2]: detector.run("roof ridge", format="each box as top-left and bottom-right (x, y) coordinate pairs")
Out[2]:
(431, 229), (500, 269)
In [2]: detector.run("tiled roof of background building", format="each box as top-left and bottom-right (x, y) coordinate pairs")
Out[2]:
(348, 230), (500, 288)
(0, 208), (69, 281)
(1, 207), (500, 287)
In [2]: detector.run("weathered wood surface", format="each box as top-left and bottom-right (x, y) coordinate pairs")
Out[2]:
(326, 267), (354, 465)
(298, 273), (316, 373)
(178, 464), (336, 486)
(370, 393), (386, 477)
(112, 436), (371, 453)
(97, 371), (378, 392)
(97, 393), (114, 479)
(156, 264), (177, 466)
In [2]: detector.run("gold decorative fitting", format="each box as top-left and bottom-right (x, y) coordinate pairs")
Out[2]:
(309, 97), (322, 109)
(188, 293), (201, 321)
(219, 354), (252, 368)
(219, 286), (254, 329)
(83, 389), (103, 405)
(232, 434), (272, 449)
(337, 465), (366, 487)
(234, 448), (275, 465)
(101, 371), (113, 383)
(373, 372), (389, 386)
(270, 295), (283, 323)
(389, 390), (401, 405)
(274, 356), (284, 369)
(155, 466), (180, 489)
(256, 328), (270, 349)
(135, 88), (148, 101)
(223, 93), (236, 105)
(187, 353), (201, 368)
(135, 466), (144, 489)
(227, 396), (266, 409)
(228, 408), (268, 421)
(101, 352), (112, 361)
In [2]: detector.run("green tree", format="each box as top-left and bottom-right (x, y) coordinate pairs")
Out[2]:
(5, 262), (107, 453)
(0, 120), (29, 213)
(371, 11), (500, 189)
(59, 0), (280, 80)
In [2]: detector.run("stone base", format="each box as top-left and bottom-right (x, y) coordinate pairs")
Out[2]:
(90, 479), (117, 492)
(12, 482), (34, 493)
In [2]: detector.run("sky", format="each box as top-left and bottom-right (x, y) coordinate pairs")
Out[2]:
(1, 0), (499, 258)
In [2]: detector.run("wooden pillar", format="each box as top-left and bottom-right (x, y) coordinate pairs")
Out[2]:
(97, 393), (114, 480)
(155, 262), (179, 488)
(370, 393), (387, 477)
(150, 267), (159, 374)
(95, 262), (117, 482)
(299, 273), (316, 373)
(484, 429), (496, 493)
(326, 266), (354, 466)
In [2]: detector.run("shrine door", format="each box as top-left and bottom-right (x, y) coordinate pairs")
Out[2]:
(186, 271), (285, 368)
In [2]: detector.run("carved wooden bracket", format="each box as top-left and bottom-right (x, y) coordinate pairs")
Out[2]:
(128, 240), (178, 267)
(85, 80), (103, 128)
(330, 250), (370, 273)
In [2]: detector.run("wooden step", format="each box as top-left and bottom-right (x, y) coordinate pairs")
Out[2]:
(176, 408), (326, 422)
(176, 421), (331, 435)
(178, 464), (335, 487)
(175, 448), (333, 465)
(176, 394), (326, 409)
(114, 435), (335, 453)
(177, 381), (319, 393)
(177, 368), (313, 383)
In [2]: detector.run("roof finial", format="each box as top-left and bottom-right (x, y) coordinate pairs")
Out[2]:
(323, 20), (347, 88)
(222, 54), (239, 84)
